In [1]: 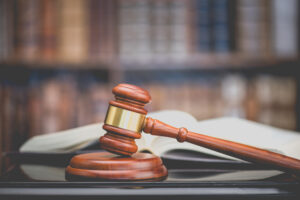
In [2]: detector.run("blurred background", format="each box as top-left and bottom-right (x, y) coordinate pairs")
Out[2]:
(0, 0), (299, 166)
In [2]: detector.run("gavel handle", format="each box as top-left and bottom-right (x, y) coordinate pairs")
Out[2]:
(143, 117), (300, 174)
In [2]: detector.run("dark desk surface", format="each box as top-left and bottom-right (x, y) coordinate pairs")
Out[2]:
(1, 151), (300, 200)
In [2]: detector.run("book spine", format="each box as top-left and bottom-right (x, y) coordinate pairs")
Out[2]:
(28, 76), (42, 137)
(0, 0), (14, 62)
(221, 75), (247, 118)
(299, 1), (300, 53)
(151, 0), (170, 63)
(101, 0), (110, 63)
(76, 76), (109, 126)
(272, 0), (298, 57)
(15, 0), (41, 62)
(169, 0), (188, 62)
(57, 0), (89, 63)
(0, 0), (3, 62)
(40, 0), (57, 61)
(136, 0), (151, 64)
(186, 0), (196, 55)
(119, 0), (132, 62)
(39, 79), (58, 134)
(88, 83), (110, 123)
(40, 75), (77, 134)
(103, 0), (118, 64)
(0, 82), (28, 167)
(1, 84), (12, 170)
(119, 0), (151, 64)
(89, 0), (103, 62)
(194, 0), (213, 52)
(237, 0), (271, 57)
(212, 0), (236, 52)
(254, 76), (297, 130)
(14, 86), (28, 150)
(89, 0), (104, 60)
(0, 82), (2, 174)
(56, 76), (77, 131)
(228, 0), (237, 52)
(0, 0), (6, 62)
(2, 85), (13, 154)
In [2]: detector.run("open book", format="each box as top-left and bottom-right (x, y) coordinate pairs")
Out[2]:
(20, 110), (300, 162)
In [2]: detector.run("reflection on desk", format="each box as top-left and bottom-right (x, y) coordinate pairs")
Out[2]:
(0, 151), (300, 200)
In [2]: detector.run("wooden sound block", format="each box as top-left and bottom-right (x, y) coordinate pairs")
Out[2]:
(65, 152), (168, 181)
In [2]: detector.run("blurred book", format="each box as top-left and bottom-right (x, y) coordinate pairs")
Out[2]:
(237, 0), (271, 58)
(15, 0), (41, 62)
(0, 0), (14, 62)
(40, 0), (57, 61)
(57, 0), (89, 63)
(272, 0), (298, 57)
(0, 0), (299, 63)
(1, 74), (296, 156)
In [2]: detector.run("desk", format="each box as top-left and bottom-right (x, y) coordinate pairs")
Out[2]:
(0, 151), (299, 200)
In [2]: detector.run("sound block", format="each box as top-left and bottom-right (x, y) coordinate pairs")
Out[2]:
(65, 152), (168, 181)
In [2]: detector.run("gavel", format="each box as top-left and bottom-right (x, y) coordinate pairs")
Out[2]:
(100, 83), (300, 175)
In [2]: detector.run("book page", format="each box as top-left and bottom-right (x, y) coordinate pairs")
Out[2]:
(192, 117), (300, 159)
(20, 123), (103, 153)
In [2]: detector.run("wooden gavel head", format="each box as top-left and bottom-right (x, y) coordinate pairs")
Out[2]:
(100, 83), (151, 155)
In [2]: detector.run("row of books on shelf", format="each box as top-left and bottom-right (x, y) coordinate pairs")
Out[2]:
(0, 73), (297, 153)
(147, 75), (296, 130)
(0, 0), (299, 65)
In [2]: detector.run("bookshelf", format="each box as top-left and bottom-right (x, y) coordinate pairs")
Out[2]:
(0, 0), (300, 162)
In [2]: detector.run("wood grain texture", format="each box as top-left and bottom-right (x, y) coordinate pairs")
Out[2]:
(100, 124), (140, 155)
(66, 152), (168, 181)
(112, 83), (151, 106)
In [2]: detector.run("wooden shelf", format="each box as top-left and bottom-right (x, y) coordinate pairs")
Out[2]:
(0, 55), (299, 72)
(119, 56), (300, 71)
(0, 61), (111, 70)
